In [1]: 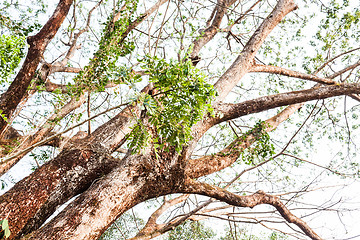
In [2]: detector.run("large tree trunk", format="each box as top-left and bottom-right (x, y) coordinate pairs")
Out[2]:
(25, 153), (182, 240)
(3, 0), (355, 239)
(0, 147), (118, 239)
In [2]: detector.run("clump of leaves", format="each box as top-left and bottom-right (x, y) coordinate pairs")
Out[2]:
(0, 35), (25, 83)
(70, 0), (139, 96)
(240, 121), (275, 165)
(0, 219), (10, 239)
(128, 55), (217, 153)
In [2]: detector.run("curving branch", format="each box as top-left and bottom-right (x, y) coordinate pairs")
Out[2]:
(179, 178), (322, 240)
(128, 195), (190, 240)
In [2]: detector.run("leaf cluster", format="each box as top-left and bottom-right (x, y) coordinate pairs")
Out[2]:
(0, 35), (25, 83)
(240, 121), (275, 165)
(70, 0), (139, 96)
(128, 56), (217, 153)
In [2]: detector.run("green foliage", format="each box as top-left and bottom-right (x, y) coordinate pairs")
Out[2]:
(0, 34), (25, 82)
(127, 56), (217, 153)
(305, 0), (360, 73)
(0, 110), (8, 123)
(0, 179), (6, 190)
(167, 221), (215, 240)
(71, 0), (139, 96)
(0, 219), (11, 239)
(240, 121), (275, 165)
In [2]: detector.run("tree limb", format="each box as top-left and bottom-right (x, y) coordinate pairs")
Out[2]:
(213, 0), (297, 101)
(179, 178), (322, 240)
(214, 83), (360, 124)
(185, 103), (302, 179)
(0, 0), (74, 137)
(189, 0), (237, 64)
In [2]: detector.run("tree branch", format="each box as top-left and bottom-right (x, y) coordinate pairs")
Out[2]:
(0, 0), (74, 136)
(214, 83), (360, 124)
(189, 0), (237, 64)
(179, 179), (322, 240)
(250, 64), (335, 84)
(185, 103), (302, 179)
(213, 0), (297, 101)
(0, 95), (87, 176)
(250, 63), (360, 102)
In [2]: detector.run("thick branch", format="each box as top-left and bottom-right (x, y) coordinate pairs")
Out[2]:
(0, 0), (74, 136)
(0, 148), (119, 239)
(25, 154), (164, 240)
(179, 179), (321, 240)
(213, 0), (297, 101)
(215, 83), (360, 124)
(185, 103), (302, 179)
(250, 64), (360, 102)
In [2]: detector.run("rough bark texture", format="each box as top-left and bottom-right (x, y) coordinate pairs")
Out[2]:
(25, 153), (182, 240)
(0, 146), (118, 239)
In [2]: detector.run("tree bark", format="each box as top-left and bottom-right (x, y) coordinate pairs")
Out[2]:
(24, 154), (178, 240)
(0, 147), (118, 239)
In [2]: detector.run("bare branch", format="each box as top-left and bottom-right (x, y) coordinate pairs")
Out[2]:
(189, 0), (237, 64)
(250, 64), (335, 85)
(214, 83), (360, 124)
(179, 179), (322, 240)
(314, 47), (360, 75)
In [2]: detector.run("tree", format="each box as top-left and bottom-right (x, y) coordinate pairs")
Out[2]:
(0, 0), (359, 239)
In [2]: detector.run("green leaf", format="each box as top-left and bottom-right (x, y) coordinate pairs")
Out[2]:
(2, 219), (8, 229)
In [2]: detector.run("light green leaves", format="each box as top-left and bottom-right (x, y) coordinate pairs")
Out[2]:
(128, 56), (217, 153)
(0, 34), (25, 83)
(0, 219), (11, 239)
(240, 121), (275, 165)
(70, 0), (139, 96)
